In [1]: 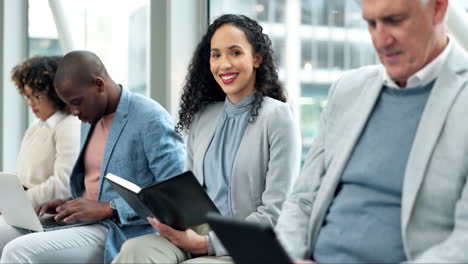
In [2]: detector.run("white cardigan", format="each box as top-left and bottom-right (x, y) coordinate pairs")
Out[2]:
(16, 112), (80, 207)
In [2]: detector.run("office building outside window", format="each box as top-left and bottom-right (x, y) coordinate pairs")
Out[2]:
(210, 0), (379, 163)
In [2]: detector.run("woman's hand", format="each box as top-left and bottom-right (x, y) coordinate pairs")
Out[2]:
(148, 217), (208, 254)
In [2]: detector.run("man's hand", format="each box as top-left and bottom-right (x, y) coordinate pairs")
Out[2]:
(148, 217), (208, 254)
(54, 198), (113, 223)
(35, 198), (71, 217)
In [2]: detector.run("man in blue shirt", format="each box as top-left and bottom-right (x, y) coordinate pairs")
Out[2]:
(0, 50), (186, 264)
(277, 0), (468, 263)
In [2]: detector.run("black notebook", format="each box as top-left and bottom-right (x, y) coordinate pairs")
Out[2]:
(105, 171), (219, 231)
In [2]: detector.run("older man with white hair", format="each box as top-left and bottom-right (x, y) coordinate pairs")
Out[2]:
(276, 0), (468, 263)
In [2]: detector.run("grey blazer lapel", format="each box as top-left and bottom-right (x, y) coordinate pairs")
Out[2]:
(194, 103), (224, 185)
(325, 72), (383, 184)
(402, 45), (468, 233)
(311, 70), (384, 239)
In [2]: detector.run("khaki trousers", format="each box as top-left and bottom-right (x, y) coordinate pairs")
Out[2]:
(113, 224), (233, 264)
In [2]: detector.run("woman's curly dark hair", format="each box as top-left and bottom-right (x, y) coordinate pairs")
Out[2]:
(176, 14), (286, 132)
(11, 55), (67, 111)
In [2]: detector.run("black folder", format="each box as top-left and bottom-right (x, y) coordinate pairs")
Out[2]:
(105, 171), (219, 231)
(207, 213), (293, 264)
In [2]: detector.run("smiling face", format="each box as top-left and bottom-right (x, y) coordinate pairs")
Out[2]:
(210, 24), (262, 104)
(23, 85), (57, 121)
(362, 0), (448, 87)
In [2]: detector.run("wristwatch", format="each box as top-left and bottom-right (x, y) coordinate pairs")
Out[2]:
(110, 200), (117, 210)
(109, 200), (119, 221)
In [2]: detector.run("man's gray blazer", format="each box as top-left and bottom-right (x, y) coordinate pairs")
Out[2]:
(276, 43), (468, 262)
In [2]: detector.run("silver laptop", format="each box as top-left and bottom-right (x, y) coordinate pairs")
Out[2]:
(0, 172), (94, 232)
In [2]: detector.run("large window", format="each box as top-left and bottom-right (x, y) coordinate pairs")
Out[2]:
(27, 0), (148, 124)
(28, 0), (60, 56)
(28, 0), (149, 96)
(210, 0), (379, 162)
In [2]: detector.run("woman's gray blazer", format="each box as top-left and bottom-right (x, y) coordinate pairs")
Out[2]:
(186, 96), (301, 226)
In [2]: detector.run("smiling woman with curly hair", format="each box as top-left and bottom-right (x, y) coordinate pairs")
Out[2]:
(114, 14), (301, 264)
(176, 14), (286, 132)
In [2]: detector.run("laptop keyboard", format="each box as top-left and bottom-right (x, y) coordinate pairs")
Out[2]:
(39, 216), (99, 231)
(40, 216), (68, 228)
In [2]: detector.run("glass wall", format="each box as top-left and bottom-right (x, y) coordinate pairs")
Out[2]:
(27, 0), (149, 124)
(28, 0), (149, 96)
(28, 0), (60, 57)
(210, 0), (379, 162)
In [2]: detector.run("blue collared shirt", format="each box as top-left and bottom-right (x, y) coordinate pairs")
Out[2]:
(203, 92), (256, 216)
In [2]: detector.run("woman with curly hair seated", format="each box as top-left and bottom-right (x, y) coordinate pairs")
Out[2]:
(11, 55), (80, 208)
(114, 14), (301, 264)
